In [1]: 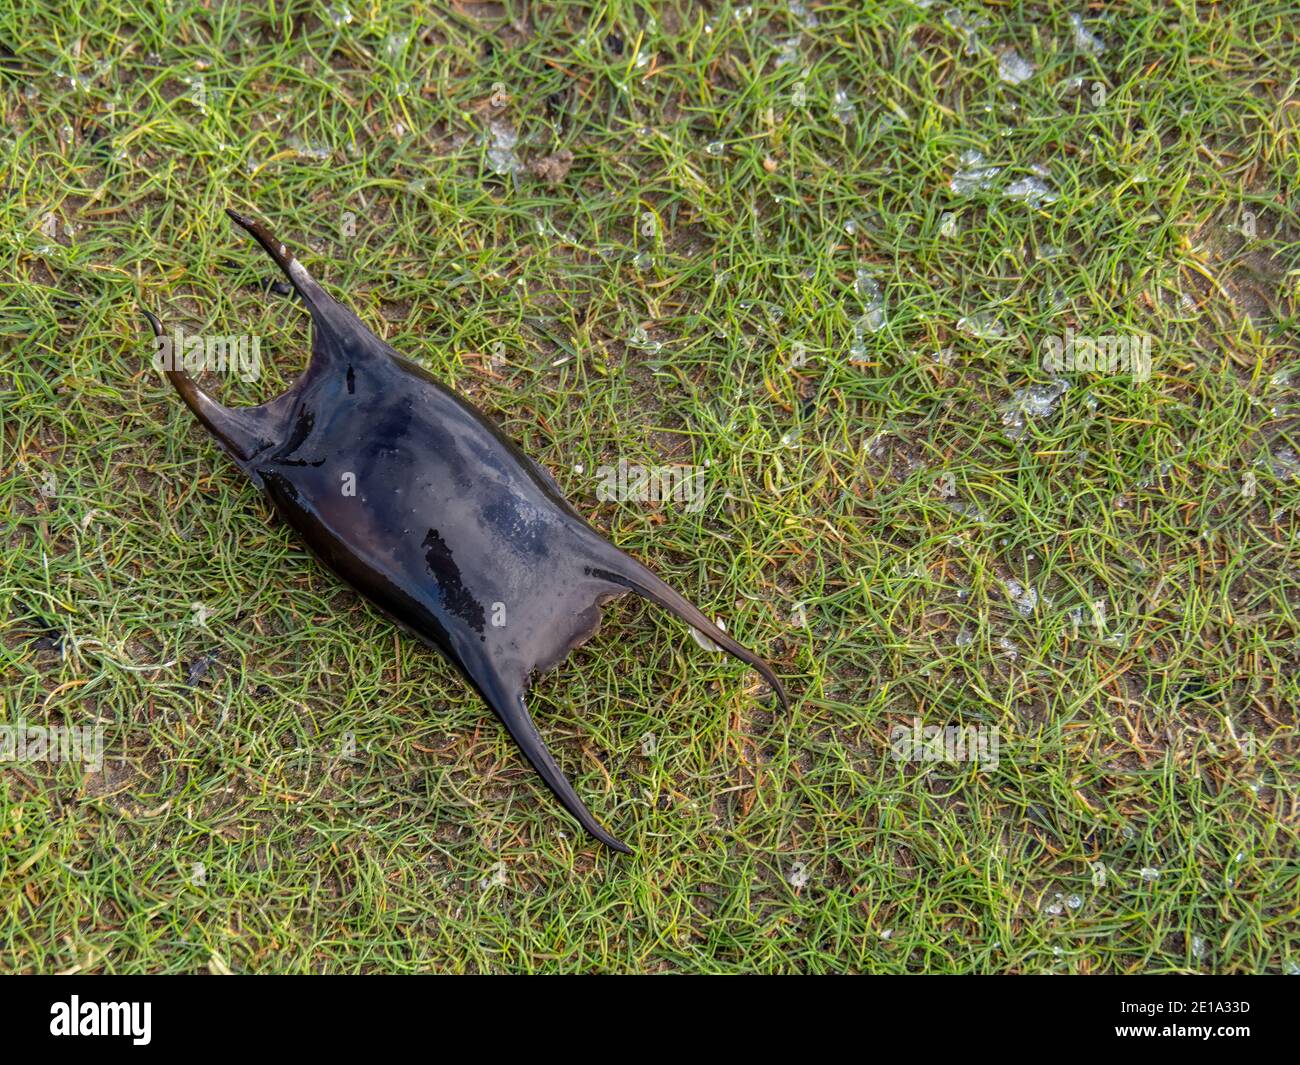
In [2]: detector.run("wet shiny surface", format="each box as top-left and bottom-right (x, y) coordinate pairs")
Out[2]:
(255, 349), (626, 690)
(153, 210), (789, 853)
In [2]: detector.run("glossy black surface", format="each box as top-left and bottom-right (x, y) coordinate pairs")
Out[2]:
(147, 209), (789, 853)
